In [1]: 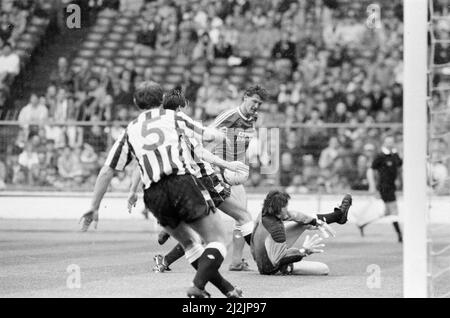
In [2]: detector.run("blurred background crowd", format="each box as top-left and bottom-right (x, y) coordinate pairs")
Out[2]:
(0, 0), (448, 194)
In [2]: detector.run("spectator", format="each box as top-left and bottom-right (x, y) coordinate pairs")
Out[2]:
(319, 136), (340, 170)
(213, 34), (233, 59)
(155, 19), (177, 51)
(0, 43), (20, 84)
(57, 146), (83, 180)
(18, 142), (38, 171)
(349, 155), (369, 191)
(83, 121), (107, 153)
(50, 57), (73, 89)
(73, 60), (93, 92)
(0, 13), (14, 43)
(279, 152), (297, 187)
(271, 31), (297, 70)
(18, 94), (49, 126)
(135, 18), (158, 53)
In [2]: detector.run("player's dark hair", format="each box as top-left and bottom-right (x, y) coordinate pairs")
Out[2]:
(262, 190), (291, 218)
(162, 88), (187, 111)
(133, 81), (164, 110)
(244, 85), (268, 101)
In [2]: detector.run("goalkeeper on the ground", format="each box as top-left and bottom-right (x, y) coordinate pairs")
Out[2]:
(251, 191), (352, 275)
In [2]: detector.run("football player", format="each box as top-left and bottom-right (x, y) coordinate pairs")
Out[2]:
(251, 191), (353, 275)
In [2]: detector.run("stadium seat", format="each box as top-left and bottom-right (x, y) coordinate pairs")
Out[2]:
(136, 58), (151, 67)
(72, 57), (86, 67)
(30, 16), (48, 27)
(92, 25), (111, 34)
(98, 49), (115, 58)
(91, 65), (102, 74)
(138, 48), (154, 59)
(230, 67), (248, 76)
(153, 57), (171, 67)
(124, 33), (137, 41)
(209, 75), (224, 85)
(173, 56), (190, 67)
(117, 49), (134, 58)
(157, 50), (173, 58)
(168, 65), (185, 75)
(152, 74), (164, 82)
(86, 33), (104, 42)
(113, 65), (124, 74)
(251, 66), (266, 77)
(152, 65), (168, 75)
(229, 75), (245, 86)
(97, 18), (113, 26)
(98, 9), (118, 19)
(78, 49), (96, 58)
(210, 66), (229, 76)
(117, 17), (132, 26)
(166, 74), (183, 84)
(163, 82), (175, 91)
(112, 25), (128, 34)
(94, 57), (109, 66)
(191, 64), (207, 75)
(103, 41), (120, 50)
(254, 57), (268, 67)
(191, 74), (203, 83)
(114, 57), (129, 66)
(214, 58), (228, 66)
(83, 41), (101, 50)
(135, 66), (145, 75)
(123, 40), (136, 49)
(108, 33), (124, 41)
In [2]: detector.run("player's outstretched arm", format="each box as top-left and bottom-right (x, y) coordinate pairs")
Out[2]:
(286, 210), (335, 238)
(301, 234), (326, 255)
(176, 111), (228, 143)
(193, 142), (248, 173)
(127, 169), (142, 213)
(79, 166), (115, 232)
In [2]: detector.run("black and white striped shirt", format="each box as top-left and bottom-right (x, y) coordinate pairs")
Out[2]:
(104, 109), (207, 189)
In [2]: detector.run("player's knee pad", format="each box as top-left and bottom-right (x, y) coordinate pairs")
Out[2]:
(185, 243), (205, 264)
(205, 242), (227, 259)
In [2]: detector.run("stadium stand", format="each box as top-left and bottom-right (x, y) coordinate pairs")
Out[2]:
(0, 0), (431, 194)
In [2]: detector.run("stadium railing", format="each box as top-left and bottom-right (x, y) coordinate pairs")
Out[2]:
(1, 120), (446, 195)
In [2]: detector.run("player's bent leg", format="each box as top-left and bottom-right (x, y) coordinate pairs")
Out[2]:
(228, 185), (252, 270)
(162, 222), (202, 251)
(385, 201), (402, 243)
(292, 261), (330, 276)
(187, 212), (237, 296)
(186, 243), (242, 298)
(219, 196), (252, 225)
(284, 222), (310, 248)
(219, 197), (254, 246)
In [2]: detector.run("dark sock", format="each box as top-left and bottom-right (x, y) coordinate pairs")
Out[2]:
(244, 234), (252, 246)
(193, 248), (224, 290)
(165, 244), (185, 266)
(191, 260), (234, 295)
(317, 208), (341, 224)
(393, 221), (402, 240)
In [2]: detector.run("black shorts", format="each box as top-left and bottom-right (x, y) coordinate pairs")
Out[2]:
(378, 185), (396, 203)
(143, 174), (215, 229)
(199, 174), (231, 208)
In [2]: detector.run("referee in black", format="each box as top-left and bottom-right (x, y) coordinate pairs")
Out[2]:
(360, 135), (403, 242)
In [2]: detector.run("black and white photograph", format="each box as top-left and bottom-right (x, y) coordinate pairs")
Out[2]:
(0, 0), (449, 300)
